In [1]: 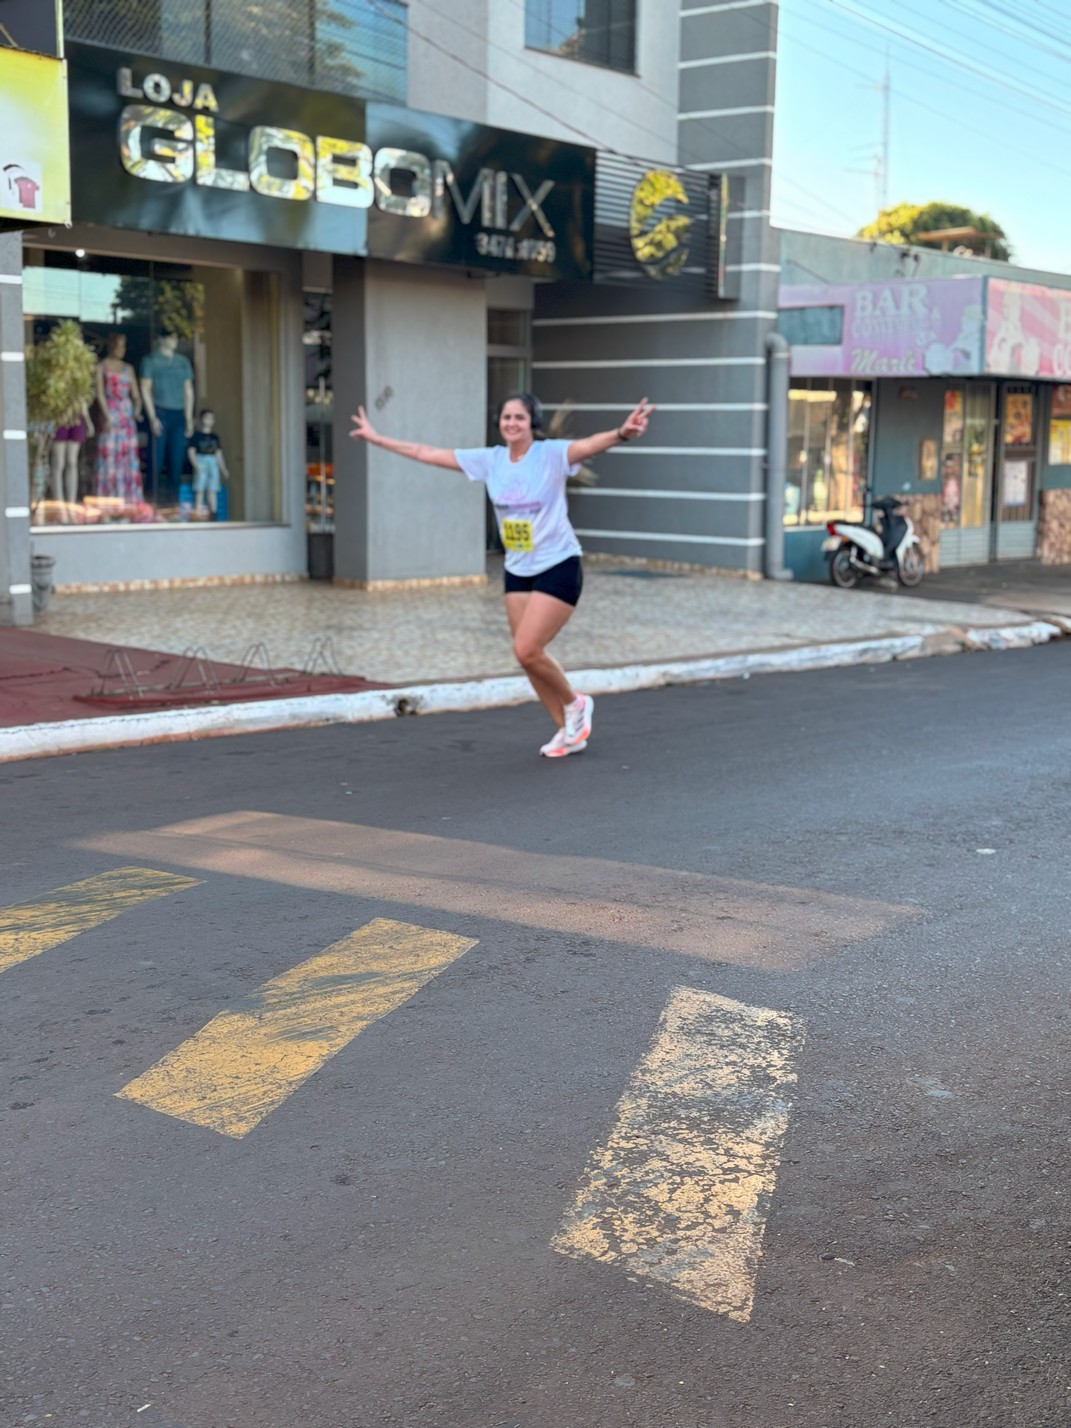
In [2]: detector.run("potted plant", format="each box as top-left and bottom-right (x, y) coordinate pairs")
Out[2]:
(24, 319), (98, 610)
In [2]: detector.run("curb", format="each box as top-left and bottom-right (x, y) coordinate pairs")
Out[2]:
(0, 620), (1063, 764)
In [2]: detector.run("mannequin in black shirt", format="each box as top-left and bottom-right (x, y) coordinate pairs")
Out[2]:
(187, 409), (230, 518)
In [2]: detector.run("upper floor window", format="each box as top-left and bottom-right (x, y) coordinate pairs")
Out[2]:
(525, 0), (637, 74)
(63, 0), (408, 103)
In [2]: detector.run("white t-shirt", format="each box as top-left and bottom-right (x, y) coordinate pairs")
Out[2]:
(454, 438), (583, 576)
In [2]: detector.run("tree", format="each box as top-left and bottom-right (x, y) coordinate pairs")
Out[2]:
(114, 276), (205, 343)
(857, 202), (1012, 261)
(25, 320), (98, 515)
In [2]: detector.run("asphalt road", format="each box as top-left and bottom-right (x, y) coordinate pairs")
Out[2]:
(2, 645), (1068, 1428)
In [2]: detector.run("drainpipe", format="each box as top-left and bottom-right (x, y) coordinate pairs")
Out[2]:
(764, 330), (793, 580)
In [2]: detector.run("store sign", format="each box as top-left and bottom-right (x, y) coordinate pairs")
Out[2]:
(780, 280), (987, 378)
(66, 43), (595, 280)
(986, 280), (1071, 379)
(592, 153), (724, 295)
(0, 47), (71, 228)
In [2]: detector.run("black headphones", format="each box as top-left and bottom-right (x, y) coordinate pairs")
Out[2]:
(499, 391), (544, 435)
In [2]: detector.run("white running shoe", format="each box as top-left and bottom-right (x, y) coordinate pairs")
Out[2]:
(563, 693), (594, 746)
(540, 727), (587, 758)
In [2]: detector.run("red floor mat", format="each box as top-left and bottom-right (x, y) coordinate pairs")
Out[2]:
(0, 629), (391, 727)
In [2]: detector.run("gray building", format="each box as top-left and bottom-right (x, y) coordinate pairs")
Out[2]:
(1, 0), (782, 621)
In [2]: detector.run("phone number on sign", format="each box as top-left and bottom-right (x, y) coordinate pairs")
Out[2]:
(475, 233), (557, 263)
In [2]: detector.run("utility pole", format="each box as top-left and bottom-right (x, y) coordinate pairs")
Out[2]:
(878, 48), (891, 217)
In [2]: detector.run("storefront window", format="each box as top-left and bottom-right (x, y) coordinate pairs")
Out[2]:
(785, 380), (869, 526)
(25, 248), (281, 529)
(940, 388), (964, 524)
(526, 0), (636, 73)
(64, 0), (408, 102)
(1049, 385), (1071, 466)
(963, 387), (992, 528)
(1000, 385), (1037, 523)
(941, 384), (995, 529)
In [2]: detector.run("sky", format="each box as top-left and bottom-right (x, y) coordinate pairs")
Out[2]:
(769, 0), (1071, 275)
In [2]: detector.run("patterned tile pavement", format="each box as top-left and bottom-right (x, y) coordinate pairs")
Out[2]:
(36, 557), (1028, 686)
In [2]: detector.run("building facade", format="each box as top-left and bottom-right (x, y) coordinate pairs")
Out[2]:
(0, 0), (782, 621)
(778, 230), (1071, 581)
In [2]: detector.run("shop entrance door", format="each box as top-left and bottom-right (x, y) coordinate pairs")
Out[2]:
(940, 382), (996, 566)
(993, 383), (1039, 560)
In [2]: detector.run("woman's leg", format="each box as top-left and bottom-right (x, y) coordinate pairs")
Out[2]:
(506, 591), (577, 725)
(50, 440), (69, 501)
(63, 442), (81, 505)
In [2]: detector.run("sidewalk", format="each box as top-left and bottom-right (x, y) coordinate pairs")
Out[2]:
(1, 555), (1065, 759)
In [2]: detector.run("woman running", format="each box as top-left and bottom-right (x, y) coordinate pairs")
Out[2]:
(349, 392), (654, 758)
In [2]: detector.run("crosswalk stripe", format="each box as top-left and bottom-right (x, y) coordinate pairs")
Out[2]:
(116, 917), (478, 1139)
(0, 867), (202, 976)
(552, 988), (805, 1323)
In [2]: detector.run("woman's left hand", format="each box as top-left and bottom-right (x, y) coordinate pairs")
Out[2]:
(620, 397), (655, 440)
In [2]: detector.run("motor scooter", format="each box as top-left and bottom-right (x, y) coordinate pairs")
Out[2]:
(823, 494), (924, 589)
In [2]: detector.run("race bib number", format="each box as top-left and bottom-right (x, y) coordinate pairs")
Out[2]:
(502, 518), (533, 552)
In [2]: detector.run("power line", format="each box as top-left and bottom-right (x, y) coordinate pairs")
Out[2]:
(374, 0), (866, 232)
(772, 10), (1071, 248)
(968, 0), (1071, 55)
(781, 3), (1071, 138)
(906, 0), (1071, 67)
(821, 0), (1071, 121)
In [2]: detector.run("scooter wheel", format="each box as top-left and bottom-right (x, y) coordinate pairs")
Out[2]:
(829, 546), (860, 589)
(898, 547), (924, 587)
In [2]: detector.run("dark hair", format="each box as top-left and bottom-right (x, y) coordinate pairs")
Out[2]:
(199, 408), (215, 418)
(105, 332), (126, 356)
(497, 391), (545, 439)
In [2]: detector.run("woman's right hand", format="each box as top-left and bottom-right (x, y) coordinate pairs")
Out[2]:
(349, 405), (378, 444)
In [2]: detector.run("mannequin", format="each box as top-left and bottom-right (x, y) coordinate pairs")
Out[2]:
(51, 400), (95, 508)
(95, 332), (144, 503)
(188, 408), (231, 518)
(140, 332), (194, 506)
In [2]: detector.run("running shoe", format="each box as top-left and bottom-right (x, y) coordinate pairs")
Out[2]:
(563, 693), (594, 746)
(540, 727), (587, 758)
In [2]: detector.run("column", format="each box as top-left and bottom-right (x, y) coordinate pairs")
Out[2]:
(0, 233), (32, 626)
(331, 259), (488, 586)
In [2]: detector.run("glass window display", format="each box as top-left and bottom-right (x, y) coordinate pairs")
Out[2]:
(785, 379), (870, 526)
(25, 247), (280, 528)
(526, 0), (637, 73)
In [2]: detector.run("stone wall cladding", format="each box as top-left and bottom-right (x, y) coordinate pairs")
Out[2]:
(1037, 487), (1071, 565)
(897, 493), (942, 574)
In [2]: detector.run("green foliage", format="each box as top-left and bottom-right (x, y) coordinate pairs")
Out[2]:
(857, 202), (1011, 261)
(25, 320), (98, 510)
(26, 319), (97, 427)
(115, 276), (205, 342)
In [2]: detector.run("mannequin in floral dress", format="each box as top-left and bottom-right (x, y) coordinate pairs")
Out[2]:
(95, 332), (144, 502)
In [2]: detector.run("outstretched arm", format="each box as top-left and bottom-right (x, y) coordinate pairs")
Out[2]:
(349, 406), (462, 471)
(566, 398), (655, 467)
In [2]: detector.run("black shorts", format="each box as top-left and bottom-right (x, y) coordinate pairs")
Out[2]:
(503, 555), (583, 607)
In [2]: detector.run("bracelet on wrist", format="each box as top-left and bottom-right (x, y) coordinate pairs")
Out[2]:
(617, 427), (631, 443)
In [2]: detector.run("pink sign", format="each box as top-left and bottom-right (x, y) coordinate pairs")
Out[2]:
(781, 279), (986, 378)
(986, 280), (1071, 379)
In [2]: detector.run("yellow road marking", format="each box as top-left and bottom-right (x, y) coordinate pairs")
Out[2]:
(553, 988), (804, 1323)
(0, 867), (202, 976)
(116, 918), (478, 1139)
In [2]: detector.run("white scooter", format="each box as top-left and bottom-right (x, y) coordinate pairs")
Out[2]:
(824, 495), (924, 589)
